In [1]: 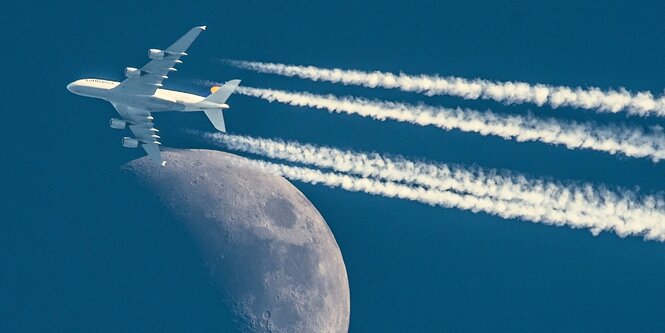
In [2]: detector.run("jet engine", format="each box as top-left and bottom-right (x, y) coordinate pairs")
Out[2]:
(109, 118), (126, 129)
(124, 67), (141, 77)
(148, 49), (165, 59)
(122, 137), (139, 148)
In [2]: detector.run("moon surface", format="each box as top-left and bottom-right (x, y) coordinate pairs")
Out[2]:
(124, 149), (350, 333)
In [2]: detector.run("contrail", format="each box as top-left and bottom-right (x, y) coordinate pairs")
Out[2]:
(205, 133), (665, 240)
(224, 59), (665, 117)
(223, 85), (665, 162)
(242, 158), (665, 241)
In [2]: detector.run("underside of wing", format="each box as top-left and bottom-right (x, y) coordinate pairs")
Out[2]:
(113, 104), (165, 166)
(115, 26), (207, 95)
(141, 143), (165, 166)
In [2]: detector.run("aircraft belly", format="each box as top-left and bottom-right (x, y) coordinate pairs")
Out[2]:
(111, 94), (185, 112)
(147, 96), (185, 111)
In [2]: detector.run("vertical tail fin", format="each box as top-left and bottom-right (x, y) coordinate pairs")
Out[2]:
(204, 79), (241, 132)
(205, 79), (241, 104)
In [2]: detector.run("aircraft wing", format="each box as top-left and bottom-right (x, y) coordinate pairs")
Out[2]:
(115, 26), (207, 95)
(113, 104), (165, 166)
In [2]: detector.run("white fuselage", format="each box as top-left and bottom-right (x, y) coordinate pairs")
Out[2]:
(66, 78), (228, 111)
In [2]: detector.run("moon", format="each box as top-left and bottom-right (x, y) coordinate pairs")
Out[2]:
(124, 149), (350, 332)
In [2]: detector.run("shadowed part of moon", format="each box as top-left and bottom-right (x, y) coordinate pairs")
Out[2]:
(124, 149), (350, 333)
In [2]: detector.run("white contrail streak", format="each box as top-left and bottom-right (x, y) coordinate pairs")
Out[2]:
(207, 133), (665, 230)
(225, 85), (665, 162)
(224, 59), (665, 117)
(241, 157), (665, 241)
(204, 133), (665, 240)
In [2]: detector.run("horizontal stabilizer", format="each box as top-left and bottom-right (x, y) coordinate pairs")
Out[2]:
(204, 109), (226, 132)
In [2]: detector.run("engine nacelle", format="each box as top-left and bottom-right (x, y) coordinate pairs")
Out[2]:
(148, 49), (165, 59)
(125, 67), (141, 77)
(109, 118), (126, 129)
(122, 137), (139, 148)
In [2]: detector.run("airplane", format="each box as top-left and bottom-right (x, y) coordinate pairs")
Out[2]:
(67, 26), (239, 166)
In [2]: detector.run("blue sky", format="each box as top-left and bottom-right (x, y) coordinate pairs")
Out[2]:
(3, 0), (665, 331)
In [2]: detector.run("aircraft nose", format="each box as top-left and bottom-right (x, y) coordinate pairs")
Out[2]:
(66, 81), (77, 93)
